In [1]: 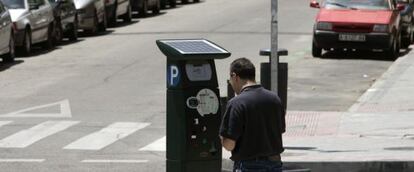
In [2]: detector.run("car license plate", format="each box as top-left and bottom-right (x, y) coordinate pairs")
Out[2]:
(339, 34), (366, 42)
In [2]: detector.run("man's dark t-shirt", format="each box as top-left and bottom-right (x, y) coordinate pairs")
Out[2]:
(220, 85), (286, 161)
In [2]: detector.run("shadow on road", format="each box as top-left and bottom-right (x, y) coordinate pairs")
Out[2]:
(109, 20), (140, 28)
(132, 11), (167, 19)
(78, 30), (115, 38)
(319, 48), (412, 61)
(0, 60), (23, 72)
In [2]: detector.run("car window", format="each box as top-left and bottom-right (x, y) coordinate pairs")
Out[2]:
(1, 0), (25, 9)
(322, 0), (391, 10)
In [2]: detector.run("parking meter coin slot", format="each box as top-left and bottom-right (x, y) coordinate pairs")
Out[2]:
(186, 97), (199, 109)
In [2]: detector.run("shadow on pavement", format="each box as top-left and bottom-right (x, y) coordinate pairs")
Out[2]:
(78, 30), (115, 38)
(132, 11), (167, 19)
(319, 48), (412, 61)
(109, 20), (140, 28)
(0, 60), (23, 72)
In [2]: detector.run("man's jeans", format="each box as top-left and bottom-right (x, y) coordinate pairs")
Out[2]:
(233, 160), (282, 172)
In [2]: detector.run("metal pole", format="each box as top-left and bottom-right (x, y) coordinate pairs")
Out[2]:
(270, 0), (279, 94)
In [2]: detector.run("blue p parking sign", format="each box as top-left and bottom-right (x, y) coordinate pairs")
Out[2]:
(167, 65), (180, 87)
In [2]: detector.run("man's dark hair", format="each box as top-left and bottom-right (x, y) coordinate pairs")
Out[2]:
(230, 58), (255, 80)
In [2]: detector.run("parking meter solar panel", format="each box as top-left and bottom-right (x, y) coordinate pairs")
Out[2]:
(157, 39), (231, 60)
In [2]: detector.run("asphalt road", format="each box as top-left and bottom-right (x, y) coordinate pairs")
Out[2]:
(0, 0), (395, 171)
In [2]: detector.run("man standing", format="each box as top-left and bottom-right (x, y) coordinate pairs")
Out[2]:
(220, 58), (286, 172)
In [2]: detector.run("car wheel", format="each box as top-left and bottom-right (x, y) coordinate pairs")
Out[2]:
(2, 32), (15, 62)
(54, 20), (63, 45)
(169, 0), (176, 8)
(312, 40), (322, 57)
(182, 0), (189, 4)
(139, 0), (148, 17)
(122, 4), (132, 22)
(109, 4), (117, 27)
(20, 28), (32, 56)
(69, 16), (79, 41)
(152, 0), (160, 14)
(385, 34), (400, 60)
(42, 24), (55, 49)
(194, 0), (199, 2)
(160, 0), (166, 9)
(98, 10), (107, 32)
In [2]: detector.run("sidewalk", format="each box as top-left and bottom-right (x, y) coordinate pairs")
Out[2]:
(222, 52), (414, 172)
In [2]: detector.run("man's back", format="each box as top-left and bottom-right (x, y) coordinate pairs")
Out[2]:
(220, 85), (285, 161)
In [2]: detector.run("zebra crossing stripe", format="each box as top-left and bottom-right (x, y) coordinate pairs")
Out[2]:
(64, 122), (150, 150)
(139, 136), (165, 151)
(81, 159), (148, 163)
(0, 121), (80, 148)
(0, 159), (45, 163)
(0, 121), (12, 128)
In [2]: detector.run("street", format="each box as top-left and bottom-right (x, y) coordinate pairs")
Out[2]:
(0, 0), (397, 171)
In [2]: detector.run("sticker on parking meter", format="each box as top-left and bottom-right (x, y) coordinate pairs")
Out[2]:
(167, 65), (180, 87)
(196, 89), (219, 116)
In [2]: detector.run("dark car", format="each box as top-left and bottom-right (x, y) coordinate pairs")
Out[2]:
(0, 0), (15, 62)
(311, 0), (404, 59)
(398, 0), (414, 48)
(49, 0), (78, 43)
(131, 0), (160, 17)
(105, 0), (132, 26)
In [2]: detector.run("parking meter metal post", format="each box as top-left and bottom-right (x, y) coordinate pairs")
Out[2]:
(156, 39), (231, 172)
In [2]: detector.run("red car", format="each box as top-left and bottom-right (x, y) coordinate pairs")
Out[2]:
(311, 0), (405, 59)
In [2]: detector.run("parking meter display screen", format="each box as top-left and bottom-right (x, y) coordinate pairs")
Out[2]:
(185, 62), (212, 81)
(161, 40), (228, 54)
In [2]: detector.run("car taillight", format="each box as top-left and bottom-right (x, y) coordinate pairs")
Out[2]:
(316, 22), (333, 31)
(373, 24), (388, 33)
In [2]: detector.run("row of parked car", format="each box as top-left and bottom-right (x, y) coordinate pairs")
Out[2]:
(0, 0), (198, 62)
(311, 0), (414, 60)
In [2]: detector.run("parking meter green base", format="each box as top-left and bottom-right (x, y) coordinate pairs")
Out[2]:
(167, 89), (222, 166)
(167, 160), (222, 172)
(157, 39), (230, 172)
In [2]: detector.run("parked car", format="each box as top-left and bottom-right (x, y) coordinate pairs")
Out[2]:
(131, 0), (160, 17)
(74, 0), (106, 34)
(310, 0), (404, 59)
(105, 0), (132, 26)
(2, 0), (55, 55)
(397, 0), (414, 48)
(0, 0), (15, 62)
(48, 0), (78, 42)
(160, 0), (175, 9)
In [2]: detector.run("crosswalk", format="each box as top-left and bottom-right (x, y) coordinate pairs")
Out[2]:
(0, 120), (163, 151)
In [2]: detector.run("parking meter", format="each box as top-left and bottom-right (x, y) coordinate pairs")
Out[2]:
(156, 39), (231, 172)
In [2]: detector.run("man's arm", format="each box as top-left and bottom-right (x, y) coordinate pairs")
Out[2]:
(220, 136), (236, 151)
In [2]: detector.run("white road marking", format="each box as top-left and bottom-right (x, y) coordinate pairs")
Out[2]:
(139, 136), (166, 151)
(81, 159), (148, 163)
(0, 121), (12, 128)
(0, 100), (72, 118)
(367, 88), (378, 92)
(64, 122), (150, 150)
(0, 121), (80, 148)
(0, 159), (45, 163)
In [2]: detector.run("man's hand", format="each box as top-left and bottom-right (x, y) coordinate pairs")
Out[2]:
(220, 136), (236, 151)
